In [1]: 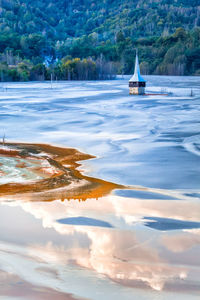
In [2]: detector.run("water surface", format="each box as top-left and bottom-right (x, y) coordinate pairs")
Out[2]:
(0, 76), (200, 299)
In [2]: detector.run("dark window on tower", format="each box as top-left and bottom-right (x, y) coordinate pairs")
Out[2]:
(129, 82), (146, 87)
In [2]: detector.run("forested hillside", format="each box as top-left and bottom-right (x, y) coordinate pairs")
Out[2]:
(0, 0), (200, 80)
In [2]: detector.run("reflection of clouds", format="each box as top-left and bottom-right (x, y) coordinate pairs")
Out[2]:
(2, 191), (200, 292)
(2, 239), (183, 300)
(18, 193), (200, 229)
(0, 241), (90, 300)
(162, 231), (200, 253)
(27, 228), (187, 292)
(4, 195), (194, 292)
(76, 229), (185, 291)
(113, 196), (200, 223)
(0, 269), (75, 300)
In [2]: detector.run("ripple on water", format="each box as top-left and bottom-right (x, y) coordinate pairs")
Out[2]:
(183, 134), (200, 157)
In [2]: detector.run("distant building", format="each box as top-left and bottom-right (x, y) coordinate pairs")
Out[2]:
(129, 51), (146, 95)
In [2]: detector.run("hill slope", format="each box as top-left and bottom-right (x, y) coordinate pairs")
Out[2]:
(0, 0), (200, 79)
(1, 0), (199, 40)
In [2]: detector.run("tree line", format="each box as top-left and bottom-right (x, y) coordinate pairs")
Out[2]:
(0, 56), (117, 81)
(0, 27), (200, 81)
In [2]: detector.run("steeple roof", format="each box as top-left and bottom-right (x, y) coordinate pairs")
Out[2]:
(129, 51), (146, 82)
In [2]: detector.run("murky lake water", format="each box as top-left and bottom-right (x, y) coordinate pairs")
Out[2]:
(0, 76), (200, 299)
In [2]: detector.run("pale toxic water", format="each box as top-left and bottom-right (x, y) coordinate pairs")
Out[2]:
(0, 76), (200, 300)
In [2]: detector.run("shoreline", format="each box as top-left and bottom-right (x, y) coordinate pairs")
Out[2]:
(0, 142), (123, 201)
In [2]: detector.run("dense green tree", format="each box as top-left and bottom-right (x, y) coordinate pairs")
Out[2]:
(0, 0), (200, 79)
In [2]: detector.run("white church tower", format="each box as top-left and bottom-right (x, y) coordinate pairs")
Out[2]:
(129, 50), (146, 95)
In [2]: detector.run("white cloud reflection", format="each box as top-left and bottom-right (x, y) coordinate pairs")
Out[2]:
(2, 191), (200, 294)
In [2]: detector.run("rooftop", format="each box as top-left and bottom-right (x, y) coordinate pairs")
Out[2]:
(129, 52), (146, 83)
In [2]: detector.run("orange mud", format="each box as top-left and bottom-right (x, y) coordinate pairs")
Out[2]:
(0, 142), (124, 201)
(15, 162), (27, 168)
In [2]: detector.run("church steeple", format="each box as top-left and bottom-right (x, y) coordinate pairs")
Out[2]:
(129, 50), (146, 95)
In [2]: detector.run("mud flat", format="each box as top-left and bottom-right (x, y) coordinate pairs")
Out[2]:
(0, 142), (122, 201)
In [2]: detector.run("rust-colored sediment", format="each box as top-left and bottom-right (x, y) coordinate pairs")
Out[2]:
(0, 142), (123, 201)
